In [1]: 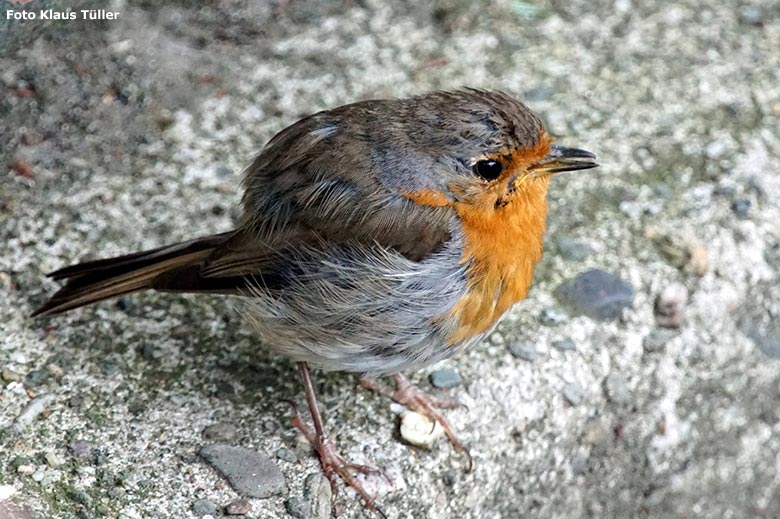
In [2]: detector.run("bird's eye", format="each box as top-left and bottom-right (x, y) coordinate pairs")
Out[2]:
(473, 160), (503, 181)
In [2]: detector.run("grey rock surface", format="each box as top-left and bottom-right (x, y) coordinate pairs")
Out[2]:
(199, 444), (286, 499)
(555, 269), (635, 320)
(2, 1), (780, 518)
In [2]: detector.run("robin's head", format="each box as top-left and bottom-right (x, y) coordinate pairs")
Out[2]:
(383, 89), (597, 212)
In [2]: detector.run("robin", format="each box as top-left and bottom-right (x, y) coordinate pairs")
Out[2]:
(33, 89), (597, 516)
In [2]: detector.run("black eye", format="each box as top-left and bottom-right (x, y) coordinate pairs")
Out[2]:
(473, 160), (503, 180)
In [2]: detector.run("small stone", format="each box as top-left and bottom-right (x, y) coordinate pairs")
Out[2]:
(31, 469), (45, 482)
(13, 394), (56, 432)
(400, 411), (444, 449)
(555, 269), (634, 321)
(0, 484), (16, 500)
(643, 329), (677, 353)
(17, 464), (35, 475)
(202, 422), (238, 442)
(508, 341), (544, 362)
(604, 374), (631, 405)
(25, 368), (49, 387)
(199, 444), (286, 498)
(556, 236), (593, 261)
(562, 383), (584, 406)
(138, 344), (156, 361)
(225, 498), (252, 515)
(583, 420), (610, 446)
(732, 198), (752, 218)
(685, 244), (709, 276)
(285, 496), (312, 519)
(539, 306), (568, 326)
(429, 369), (462, 389)
(571, 455), (590, 475)
(192, 498), (218, 517)
(488, 333), (505, 346)
(127, 399), (146, 415)
(275, 448), (298, 463)
(739, 5), (764, 25)
(303, 473), (332, 519)
(44, 451), (64, 468)
(67, 394), (85, 408)
(654, 282), (688, 329)
(67, 440), (95, 460)
(46, 363), (64, 379)
(2, 369), (21, 382)
(552, 338), (576, 352)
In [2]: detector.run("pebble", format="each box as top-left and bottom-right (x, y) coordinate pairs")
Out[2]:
(199, 444), (286, 498)
(740, 317), (780, 359)
(17, 464), (35, 475)
(556, 236), (593, 261)
(202, 422), (238, 442)
(539, 306), (568, 326)
(555, 269), (634, 321)
(400, 411), (444, 449)
(739, 5), (765, 25)
(67, 439), (95, 460)
(285, 496), (312, 519)
(46, 363), (64, 379)
(275, 447), (298, 463)
(562, 383), (584, 406)
(429, 368), (462, 389)
(44, 451), (64, 468)
(552, 338), (577, 352)
(583, 420), (610, 447)
(2, 369), (21, 382)
(191, 498), (218, 517)
(643, 328), (677, 353)
(654, 282), (688, 329)
(0, 484), (16, 501)
(571, 455), (590, 475)
(13, 394), (56, 432)
(303, 473), (332, 519)
(685, 244), (709, 276)
(138, 343), (156, 361)
(225, 498), (252, 515)
(731, 198), (752, 217)
(31, 469), (46, 482)
(508, 340), (544, 361)
(604, 374), (631, 405)
(489, 332), (505, 346)
(25, 368), (49, 387)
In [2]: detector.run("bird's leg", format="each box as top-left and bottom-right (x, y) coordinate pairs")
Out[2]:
(292, 362), (388, 518)
(360, 373), (473, 471)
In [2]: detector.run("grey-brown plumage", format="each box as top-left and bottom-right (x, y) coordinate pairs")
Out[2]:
(33, 89), (593, 374)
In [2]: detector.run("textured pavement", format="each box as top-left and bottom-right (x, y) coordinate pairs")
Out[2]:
(2, 1), (780, 518)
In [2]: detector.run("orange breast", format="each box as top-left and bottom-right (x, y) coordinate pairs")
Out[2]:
(446, 175), (551, 342)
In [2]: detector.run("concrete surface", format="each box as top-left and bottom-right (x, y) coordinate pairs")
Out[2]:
(2, 0), (780, 518)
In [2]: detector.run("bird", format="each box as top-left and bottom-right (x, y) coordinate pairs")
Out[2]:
(32, 89), (597, 516)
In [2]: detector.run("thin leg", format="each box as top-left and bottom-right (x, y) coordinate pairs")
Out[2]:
(293, 362), (388, 519)
(360, 373), (473, 471)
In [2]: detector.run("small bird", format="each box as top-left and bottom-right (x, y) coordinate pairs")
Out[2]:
(33, 89), (596, 516)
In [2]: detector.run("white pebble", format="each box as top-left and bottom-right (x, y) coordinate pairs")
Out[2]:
(399, 411), (444, 449)
(0, 484), (16, 501)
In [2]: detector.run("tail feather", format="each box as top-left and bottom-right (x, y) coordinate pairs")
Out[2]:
(32, 232), (236, 317)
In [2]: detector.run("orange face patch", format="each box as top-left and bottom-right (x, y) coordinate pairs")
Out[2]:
(447, 132), (554, 342)
(400, 188), (453, 207)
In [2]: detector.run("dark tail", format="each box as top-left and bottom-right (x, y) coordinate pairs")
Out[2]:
(32, 232), (236, 317)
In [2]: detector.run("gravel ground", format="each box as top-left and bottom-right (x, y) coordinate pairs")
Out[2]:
(2, 1), (780, 518)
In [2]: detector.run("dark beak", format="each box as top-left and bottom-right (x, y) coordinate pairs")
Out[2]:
(529, 144), (598, 175)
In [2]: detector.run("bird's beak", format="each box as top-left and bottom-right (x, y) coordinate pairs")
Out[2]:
(528, 144), (598, 175)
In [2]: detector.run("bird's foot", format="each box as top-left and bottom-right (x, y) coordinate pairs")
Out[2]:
(360, 373), (473, 471)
